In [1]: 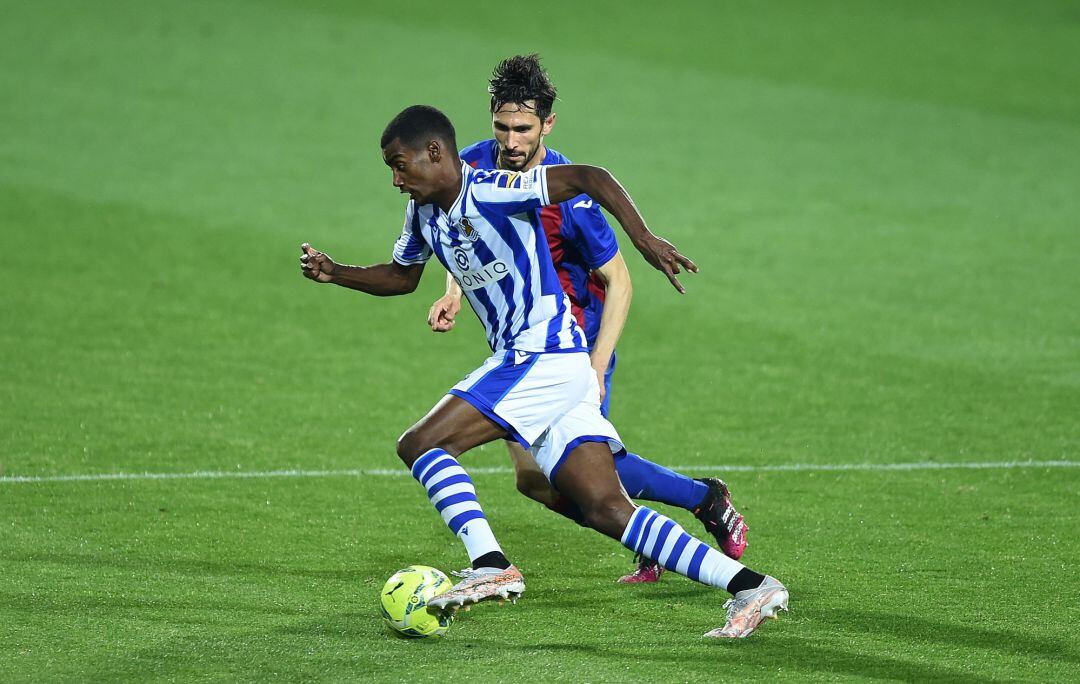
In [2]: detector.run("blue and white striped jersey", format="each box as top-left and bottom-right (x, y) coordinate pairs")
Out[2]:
(392, 162), (588, 354)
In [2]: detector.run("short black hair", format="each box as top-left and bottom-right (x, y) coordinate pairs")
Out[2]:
(488, 54), (558, 121)
(380, 105), (457, 151)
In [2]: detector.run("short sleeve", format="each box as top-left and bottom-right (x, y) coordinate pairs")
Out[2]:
(469, 165), (550, 213)
(564, 195), (619, 269)
(391, 201), (432, 265)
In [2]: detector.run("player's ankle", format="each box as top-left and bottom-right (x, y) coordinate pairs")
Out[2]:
(726, 568), (766, 594)
(471, 551), (511, 570)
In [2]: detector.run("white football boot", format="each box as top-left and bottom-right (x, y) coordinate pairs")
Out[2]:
(428, 565), (525, 613)
(705, 576), (789, 638)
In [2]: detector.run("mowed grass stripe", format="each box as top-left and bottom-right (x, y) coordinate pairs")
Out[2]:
(2, 459), (1077, 484)
(4, 466), (1077, 682)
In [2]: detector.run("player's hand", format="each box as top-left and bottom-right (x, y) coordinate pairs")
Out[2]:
(427, 294), (462, 332)
(633, 234), (698, 294)
(592, 364), (607, 404)
(300, 243), (336, 283)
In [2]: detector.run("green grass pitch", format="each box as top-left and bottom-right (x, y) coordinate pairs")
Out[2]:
(2, 0), (1078, 681)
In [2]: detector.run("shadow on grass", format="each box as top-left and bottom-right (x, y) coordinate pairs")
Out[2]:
(0, 587), (306, 619)
(3, 550), (361, 582)
(813, 607), (1079, 665)
(451, 635), (998, 682)
(268, 604), (1036, 682)
(23, 605), (1057, 682)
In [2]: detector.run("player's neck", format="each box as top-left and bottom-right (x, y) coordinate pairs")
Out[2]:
(433, 160), (464, 213)
(524, 144), (548, 171)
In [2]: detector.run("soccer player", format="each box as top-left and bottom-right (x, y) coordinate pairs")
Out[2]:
(300, 105), (789, 638)
(426, 55), (748, 583)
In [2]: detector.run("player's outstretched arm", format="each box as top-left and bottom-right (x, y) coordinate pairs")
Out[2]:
(545, 165), (698, 293)
(427, 272), (463, 332)
(300, 243), (424, 296)
(589, 251), (632, 403)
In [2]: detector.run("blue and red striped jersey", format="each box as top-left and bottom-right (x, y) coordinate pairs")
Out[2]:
(459, 139), (619, 347)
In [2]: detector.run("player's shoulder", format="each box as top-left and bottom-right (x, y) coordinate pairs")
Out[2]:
(460, 139), (498, 169)
(469, 166), (539, 192)
(541, 146), (572, 166)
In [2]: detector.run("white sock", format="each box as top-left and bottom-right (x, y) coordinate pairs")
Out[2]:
(620, 505), (744, 589)
(411, 449), (502, 563)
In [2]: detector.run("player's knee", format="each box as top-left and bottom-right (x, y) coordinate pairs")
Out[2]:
(396, 426), (462, 468)
(515, 471), (554, 505)
(514, 473), (536, 498)
(581, 496), (633, 538)
(395, 427), (425, 467)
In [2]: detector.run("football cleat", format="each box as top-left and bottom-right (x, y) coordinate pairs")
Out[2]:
(429, 565), (525, 613)
(693, 478), (748, 560)
(617, 554), (664, 584)
(704, 576), (789, 639)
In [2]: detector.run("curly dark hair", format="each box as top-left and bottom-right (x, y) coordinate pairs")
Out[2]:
(488, 54), (558, 121)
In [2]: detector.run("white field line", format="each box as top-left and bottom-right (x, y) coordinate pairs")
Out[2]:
(1, 460), (1077, 485)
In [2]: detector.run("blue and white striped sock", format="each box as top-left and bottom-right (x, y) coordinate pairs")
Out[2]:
(411, 449), (503, 564)
(620, 505), (745, 590)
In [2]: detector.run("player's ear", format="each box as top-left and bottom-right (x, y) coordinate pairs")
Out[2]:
(542, 112), (556, 136)
(428, 140), (442, 163)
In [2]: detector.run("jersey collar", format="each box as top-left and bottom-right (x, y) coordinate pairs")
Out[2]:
(447, 161), (471, 221)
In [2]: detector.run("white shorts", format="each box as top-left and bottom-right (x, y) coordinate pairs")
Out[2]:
(449, 350), (595, 448)
(529, 396), (624, 485)
(448, 348), (623, 484)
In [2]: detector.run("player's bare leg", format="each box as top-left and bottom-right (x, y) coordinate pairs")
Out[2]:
(552, 442), (788, 638)
(507, 441), (559, 507)
(396, 394), (507, 467)
(549, 442), (637, 536)
(509, 441), (662, 583)
(396, 395), (526, 612)
(508, 440), (598, 525)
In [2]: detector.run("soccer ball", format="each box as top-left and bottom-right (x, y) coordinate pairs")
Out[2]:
(379, 565), (455, 639)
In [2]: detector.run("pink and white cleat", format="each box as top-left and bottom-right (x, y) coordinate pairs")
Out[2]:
(704, 575), (789, 639)
(428, 565), (525, 613)
(693, 478), (748, 560)
(617, 555), (664, 584)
